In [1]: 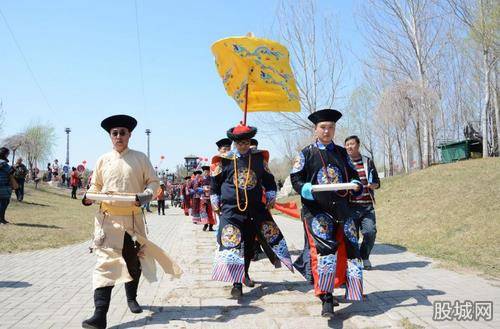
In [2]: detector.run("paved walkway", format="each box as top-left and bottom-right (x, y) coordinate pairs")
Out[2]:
(0, 207), (499, 328)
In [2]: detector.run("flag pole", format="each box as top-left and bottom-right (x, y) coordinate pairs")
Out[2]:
(243, 83), (249, 126)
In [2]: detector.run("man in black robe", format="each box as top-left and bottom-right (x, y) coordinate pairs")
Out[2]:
(210, 124), (292, 298)
(290, 109), (364, 317)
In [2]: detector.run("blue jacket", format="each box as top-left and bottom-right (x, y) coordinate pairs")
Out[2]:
(0, 160), (13, 199)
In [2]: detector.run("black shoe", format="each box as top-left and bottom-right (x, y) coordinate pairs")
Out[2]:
(363, 259), (372, 270)
(208, 225), (214, 231)
(202, 224), (208, 231)
(82, 286), (112, 329)
(231, 283), (243, 298)
(0, 219), (9, 224)
(244, 274), (255, 287)
(127, 299), (143, 314)
(320, 294), (335, 318)
(82, 314), (106, 329)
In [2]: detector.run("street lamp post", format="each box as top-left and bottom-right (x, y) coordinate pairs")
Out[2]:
(145, 129), (151, 159)
(65, 128), (71, 165)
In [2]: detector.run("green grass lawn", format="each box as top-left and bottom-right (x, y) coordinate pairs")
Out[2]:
(0, 184), (97, 253)
(278, 158), (500, 278)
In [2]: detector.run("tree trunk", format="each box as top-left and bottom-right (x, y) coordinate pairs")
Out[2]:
(482, 50), (491, 157)
(404, 129), (410, 173)
(415, 117), (424, 169)
(395, 130), (406, 173)
(387, 135), (394, 177)
(494, 65), (500, 155)
(430, 118), (437, 164)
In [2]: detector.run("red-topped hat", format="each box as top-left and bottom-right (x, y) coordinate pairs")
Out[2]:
(227, 124), (257, 141)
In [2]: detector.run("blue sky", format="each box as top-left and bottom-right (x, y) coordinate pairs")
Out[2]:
(1, 0), (363, 170)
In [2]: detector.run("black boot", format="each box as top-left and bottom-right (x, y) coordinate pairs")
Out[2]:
(202, 224), (208, 231)
(230, 283), (243, 298)
(82, 286), (113, 329)
(320, 293), (335, 318)
(125, 279), (143, 313)
(208, 225), (214, 231)
(244, 274), (255, 287)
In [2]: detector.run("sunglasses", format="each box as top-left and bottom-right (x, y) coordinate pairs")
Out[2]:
(235, 140), (251, 146)
(111, 129), (128, 137)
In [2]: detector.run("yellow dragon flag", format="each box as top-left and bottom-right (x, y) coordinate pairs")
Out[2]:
(211, 36), (300, 113)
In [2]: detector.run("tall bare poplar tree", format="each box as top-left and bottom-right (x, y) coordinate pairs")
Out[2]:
(447, 0), (499, 156)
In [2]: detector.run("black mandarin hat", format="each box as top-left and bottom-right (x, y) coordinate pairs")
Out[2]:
(308, 109), (342, 124)
(216, 138), (232, 148)
(101, 115), (138, 132)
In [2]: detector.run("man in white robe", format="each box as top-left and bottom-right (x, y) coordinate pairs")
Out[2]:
(82, 115), (181, 329)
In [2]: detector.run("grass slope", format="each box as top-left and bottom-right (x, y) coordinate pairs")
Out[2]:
(0, 184), (97, 253)
(376, 158), (500, 278)
(278, 158), (500, 278)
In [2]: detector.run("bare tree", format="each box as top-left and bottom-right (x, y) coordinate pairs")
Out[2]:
(345, 85), (378, 160)
(2, 133), (27, 163)
(447, 0), (499, 156)
(174, 163), (188, 181)
(359, 0), (448, 166)
(18, 123), (56, 173)
(258, 0), (344, 133)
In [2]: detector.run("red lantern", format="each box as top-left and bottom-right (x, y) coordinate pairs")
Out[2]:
(160, 155), (165, 160)
(82, 160), (87, 165)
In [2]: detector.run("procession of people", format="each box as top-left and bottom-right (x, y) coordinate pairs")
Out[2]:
(64, 107), (378, 329)
(0, 30), (385, 327)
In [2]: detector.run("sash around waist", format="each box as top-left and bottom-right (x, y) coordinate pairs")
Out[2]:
(100, 202), (142, 216)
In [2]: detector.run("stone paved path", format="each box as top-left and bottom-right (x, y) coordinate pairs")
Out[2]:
(0, 207), (499, 328)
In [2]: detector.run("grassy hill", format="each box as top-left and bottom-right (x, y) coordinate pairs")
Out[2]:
(278, 158), (500, 278)
(0, 185), (97, 253)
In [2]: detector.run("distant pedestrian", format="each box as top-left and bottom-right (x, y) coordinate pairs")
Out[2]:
(46, 163), (52, 181)
(70, 167), (79, 199)
(0, 147), (13, 224)
(13, 158), (28, 201)
(33, 167), (41, 189)
(61, 172), (67, 187)
(52, 159), (60, 181)
(156, 181), (166, 215)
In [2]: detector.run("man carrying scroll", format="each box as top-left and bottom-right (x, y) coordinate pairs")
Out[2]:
(82, 114), (181, 329)
(290, 109), (364, 318)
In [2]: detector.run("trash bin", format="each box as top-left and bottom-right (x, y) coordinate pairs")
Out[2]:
(437, 140), (470, 163)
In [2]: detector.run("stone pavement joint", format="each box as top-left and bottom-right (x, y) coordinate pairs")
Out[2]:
(0, 207), (499, 328)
